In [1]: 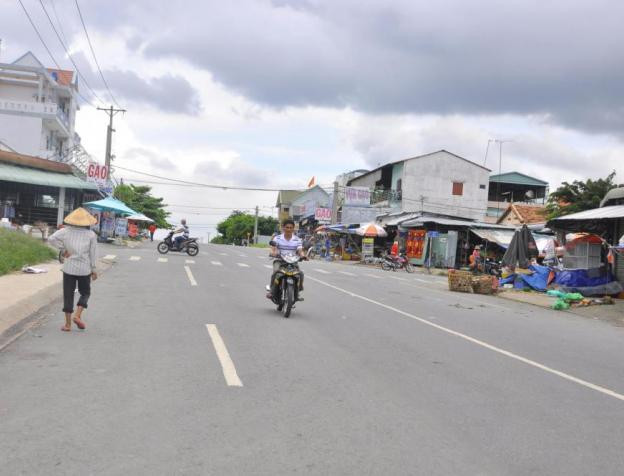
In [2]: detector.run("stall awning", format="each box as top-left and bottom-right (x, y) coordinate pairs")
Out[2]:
(470, 228), (516, 248)
(384, 212), (422, 227)
(547, 205), (624, 233)
(0, 162), (98, 190)
(84, 197), (138, 215)
(401, 215), (512, 229)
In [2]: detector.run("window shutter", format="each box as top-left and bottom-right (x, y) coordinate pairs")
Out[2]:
(452, 182), (463, 196)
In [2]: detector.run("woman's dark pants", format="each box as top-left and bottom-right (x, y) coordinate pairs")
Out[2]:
(62, 272), (91, 313)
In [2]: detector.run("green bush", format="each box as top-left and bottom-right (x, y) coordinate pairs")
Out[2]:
(0, 228), (57, 276)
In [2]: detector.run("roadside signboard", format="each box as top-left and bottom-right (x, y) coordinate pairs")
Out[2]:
(344, 186), (371, 206)
(115, 218), (128, 237)
(86, 162), (109, 188)
(362, 237), (374, 258)
(315, 207), (332, 223)
(427, 231), (440, 238)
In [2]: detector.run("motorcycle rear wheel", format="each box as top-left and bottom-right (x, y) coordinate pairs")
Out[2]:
(157, 242), (169, 254)
(404, 263), (414, 273)
(186, 244), (199, 256)
(381, 261), (392, 271)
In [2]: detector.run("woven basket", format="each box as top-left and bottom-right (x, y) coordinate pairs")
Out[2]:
(472, 276), (496, 295)
(448, 270), (474, 293)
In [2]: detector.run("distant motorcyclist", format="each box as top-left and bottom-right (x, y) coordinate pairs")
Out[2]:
(173, 219), (189, 250)
(266, 219), (305, 299)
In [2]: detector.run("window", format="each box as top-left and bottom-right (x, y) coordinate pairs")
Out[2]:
(452, 182), (463, 196)
(479, 184), (486, 190)
(36, 194), (58, 208)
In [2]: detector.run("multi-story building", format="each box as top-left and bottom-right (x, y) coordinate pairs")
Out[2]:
(347, 150), (491, 221)
(0, 52), (80, 161)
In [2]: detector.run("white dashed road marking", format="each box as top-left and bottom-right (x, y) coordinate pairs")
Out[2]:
(263, 264), (273, 269)
(313, 269), (330, 274)
(338, 271), (356, 277)
(157, 258), (168, 263)
(185, 259), (195, 264)
(184, 265), (198, 286)
(211, 261), (223, 266)
(237, 263), (250, 268)
(102, 254), (116, 260)
(387, 275), (406, 281)
(129, 256), (141, 261)
(364, 273), (382, 279)
(219, 253), (228, 256)
(205, 324), (243, 387)
(307, 275), (624, 403)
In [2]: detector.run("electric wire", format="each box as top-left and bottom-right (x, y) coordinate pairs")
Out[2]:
(74, 0), (121, 108)
(16, 0), (62, 69)
(37, 0), (105, 106)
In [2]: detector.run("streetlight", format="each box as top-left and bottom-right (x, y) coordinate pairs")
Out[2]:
(495, 139), (514, 218)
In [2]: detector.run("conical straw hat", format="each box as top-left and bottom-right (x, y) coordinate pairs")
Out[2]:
(64, 207), (97, 226)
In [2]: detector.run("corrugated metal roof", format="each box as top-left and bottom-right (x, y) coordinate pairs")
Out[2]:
(0, 162), (98, 190)
(470, 228), (515, 248)
(600, 187), (624, 207)
(549, 205), (624, 221)
(401, 214), (514, 229)
(489, 172), (548, 187)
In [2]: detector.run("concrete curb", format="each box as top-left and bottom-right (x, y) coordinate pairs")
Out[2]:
(0, 258), (114, 352)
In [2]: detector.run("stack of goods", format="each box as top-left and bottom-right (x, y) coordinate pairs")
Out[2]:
(472, 276), (497, 295)
(448, 270), (474, 293)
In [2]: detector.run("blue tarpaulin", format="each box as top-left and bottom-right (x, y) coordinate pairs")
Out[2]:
(554, 267), (613, 287)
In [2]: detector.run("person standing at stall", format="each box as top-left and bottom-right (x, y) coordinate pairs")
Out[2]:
(48, 208), (98, 332)
(148, 223), (157, 241)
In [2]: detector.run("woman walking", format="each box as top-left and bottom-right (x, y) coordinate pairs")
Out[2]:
(48, 208), (98, 332)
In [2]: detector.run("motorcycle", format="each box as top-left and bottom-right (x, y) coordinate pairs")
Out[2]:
(267, 250), (304, 318)
(381, 253), (414, 273)
(157, 231), (199, 256)
(483, 258), (502, 278)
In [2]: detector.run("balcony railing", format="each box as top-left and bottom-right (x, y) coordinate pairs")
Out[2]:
(0, 98), (69, 130)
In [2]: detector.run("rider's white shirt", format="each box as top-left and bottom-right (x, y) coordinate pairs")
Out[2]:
(274, 233), (302, 255)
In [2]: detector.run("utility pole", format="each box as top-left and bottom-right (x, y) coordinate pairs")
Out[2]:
(494, 139), (513, 218)
(253, 205), (259, 244)
(419, 195), (425, 213)
(97, 105), (126, 189)
(331, 181), (339, 224)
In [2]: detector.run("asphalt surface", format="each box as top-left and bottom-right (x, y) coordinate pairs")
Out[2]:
(2, 242), (624, 475)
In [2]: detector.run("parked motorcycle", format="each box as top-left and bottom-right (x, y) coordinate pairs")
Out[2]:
(483, 258), (502, 278)
(381, 253), (414, 273)
(157, 231), (199, 256)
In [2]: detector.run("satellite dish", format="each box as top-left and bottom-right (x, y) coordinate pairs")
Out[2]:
(525, 190), (535, 199)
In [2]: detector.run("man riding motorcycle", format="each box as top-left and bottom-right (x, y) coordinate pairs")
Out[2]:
(266, 219), (305, 300)
(173, 218), (190, 250)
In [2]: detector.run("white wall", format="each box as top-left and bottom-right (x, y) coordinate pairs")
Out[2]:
(348, 169), (381, 189)
(0, 115), (43, 156)
(402, 151), (489, 220)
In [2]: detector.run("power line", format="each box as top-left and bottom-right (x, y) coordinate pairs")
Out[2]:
(49, 0), (69, 46)
(115, 165), (333, 192)
(74, 0), (121, 108)
(37, 0), (104, 106)
(17, 0), (61, 69)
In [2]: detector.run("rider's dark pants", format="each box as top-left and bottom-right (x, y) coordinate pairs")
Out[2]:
(174, 236), (185, 249)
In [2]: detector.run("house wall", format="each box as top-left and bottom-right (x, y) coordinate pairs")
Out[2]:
(0, 115), (43, 156)
(348, 169), (382, 189)
(291, 187), (329, 217)
(391, 162), (404, 191)
(402, 151), (489, 220)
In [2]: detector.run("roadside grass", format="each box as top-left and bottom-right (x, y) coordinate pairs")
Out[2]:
(0, 228), (56, 276)
(249, 243), (269, 248)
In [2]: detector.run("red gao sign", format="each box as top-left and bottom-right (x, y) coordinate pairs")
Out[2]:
(87, 163), (109, 182)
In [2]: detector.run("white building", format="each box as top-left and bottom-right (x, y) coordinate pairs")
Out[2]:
(0, 52), (80, 160)
(347, 150), (491, 221)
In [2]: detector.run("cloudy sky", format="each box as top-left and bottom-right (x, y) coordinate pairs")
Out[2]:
(1, 0), (623, 236)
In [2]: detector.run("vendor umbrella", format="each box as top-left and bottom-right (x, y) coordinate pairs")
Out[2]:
(502, 224), (538, 268)
(355, 222), (388, 237)
(84, 197), (139, 216)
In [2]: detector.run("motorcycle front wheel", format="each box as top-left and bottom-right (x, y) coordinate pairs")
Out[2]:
(282, 283), (294, 318)
(404, 262), (414, 273)
(186, 244), (199, 256)
(157, 242), (169, 254)
(381, 261), (392, 271)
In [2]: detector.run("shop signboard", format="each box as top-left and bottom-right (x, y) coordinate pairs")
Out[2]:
(115, 218), (128, 237)
(315, 207), (332, 223)
(362, 237), (374, 258)
(86, 162), (109, 187)
(344, 186), (371, 206)
(341, 206), (379, 225)
(427, 231), (440, 238)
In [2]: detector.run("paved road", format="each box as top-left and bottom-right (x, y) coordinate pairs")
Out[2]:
(2, 243), (624, 475)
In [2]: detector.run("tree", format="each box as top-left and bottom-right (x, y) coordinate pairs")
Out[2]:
(113, 184), (170, 228)
(546, 171), (619, 219)
(213, 211), (278, 244)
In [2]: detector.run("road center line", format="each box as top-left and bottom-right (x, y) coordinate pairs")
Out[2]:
(184, 265), (198, 286)
(211, 261), (222, 266)
(102, 254), (116, 260)
(205, 324), (243, 387)
(307, 275), (624, 403)
(237, 263), (250, 267)
(387, 275), (406, 281)
(157, 257), (168, 263)
(313, 269), (330, 274)
(338, 271), (357, 276)
(129, 256), (141, 261)
(363, 273), (382, 279)
(185, 259), (195, 264)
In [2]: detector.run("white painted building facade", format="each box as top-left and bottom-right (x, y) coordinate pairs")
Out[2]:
(347, 150), (491, 221)
(0, 52), (80, 160)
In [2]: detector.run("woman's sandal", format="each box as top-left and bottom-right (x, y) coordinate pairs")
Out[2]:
(73, 318), (86, 330)
(61, 326), (71, 332)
